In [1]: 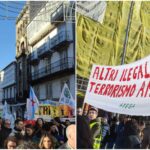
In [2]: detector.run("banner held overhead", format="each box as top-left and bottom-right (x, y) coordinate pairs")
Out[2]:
(84, 55), (150, 116)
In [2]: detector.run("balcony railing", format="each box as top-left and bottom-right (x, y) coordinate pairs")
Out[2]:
(51, 31), (72, 50)
(30, 53), (39, 65)
(51, 3), (64, 23)
(32, 57), (74, 80)
(37, 42), (52, 58)
(3, 98), (16, 104)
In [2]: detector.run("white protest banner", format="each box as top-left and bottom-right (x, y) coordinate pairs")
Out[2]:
(84, 55), (150, 116)
(76, 1), (107, 23)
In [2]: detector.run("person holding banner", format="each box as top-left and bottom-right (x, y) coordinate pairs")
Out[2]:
(88, 107), (102, 149)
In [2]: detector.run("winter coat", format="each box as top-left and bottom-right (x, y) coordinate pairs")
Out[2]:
(101, 123), (110, 148)
(59, 142), (72, 149)
(9, 127), (24, 139)
(90, 118), (101, 139)
(0, 126), (12, 148)
(142, 126), (150, 149)
(115, 122), (125, 149)
(123, 135), (141, 149)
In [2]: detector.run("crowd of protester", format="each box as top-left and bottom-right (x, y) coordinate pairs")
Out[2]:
(0, 117), (76, 149)
(77, 107), (150, 149)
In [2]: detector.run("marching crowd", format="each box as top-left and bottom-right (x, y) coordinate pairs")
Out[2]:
(0, 117), (76, 149)
(77, 107), (150, 149)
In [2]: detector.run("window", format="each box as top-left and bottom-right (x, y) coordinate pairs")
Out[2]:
(34, 86), (39, 99)
(21, 42), (25, 51)
(10, 87), (12, 98)
(47, 82), (52, 99)
(18, 62), (22, 71)
(17, 46), (19, 53)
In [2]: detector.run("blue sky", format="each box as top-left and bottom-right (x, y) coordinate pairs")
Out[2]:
(0, 20), (16, 70)
(0, 1), (25, 70)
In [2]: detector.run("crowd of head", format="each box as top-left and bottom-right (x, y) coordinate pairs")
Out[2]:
(77, 106), (150, 149)
(0, 117), (76, 149)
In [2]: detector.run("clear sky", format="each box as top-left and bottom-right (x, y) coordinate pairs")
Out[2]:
(0, 1), (25, 70)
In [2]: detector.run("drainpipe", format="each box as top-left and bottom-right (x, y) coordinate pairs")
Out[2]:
(117, 1), (134, 118)
(121, 1), (134, 65)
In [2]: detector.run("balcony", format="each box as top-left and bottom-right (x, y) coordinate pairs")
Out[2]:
(51, 31), (72, 50)
(51, 3), (64, 24)
(37, 43), (53, 58)
(2, 98), (16, 104)
(32, 57), (74, 81)
(30, 53), (39, 65)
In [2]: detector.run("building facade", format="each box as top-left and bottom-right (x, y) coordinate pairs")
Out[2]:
(27, 1), (75, 103)
(0, 61), (17, 117)
(15, 4), (30, 117)
(0, 71), (4, 117)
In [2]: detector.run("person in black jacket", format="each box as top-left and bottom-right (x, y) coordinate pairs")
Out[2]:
(122, 119), (141, 149)
(101, 116), (110, 149)
(0, 119), (12, 148)
(77, 115), (93, 149)
(142, 123), (150, 149)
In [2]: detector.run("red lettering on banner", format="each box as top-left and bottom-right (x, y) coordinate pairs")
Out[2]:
(145, 62), (150, 78)
(119, 70), (125, 81)
(109, 69), (115, 81)
(129, 84), (136, 97)
(127, 68), (133, 81)
(89, 82), (96, 92)
(110, 85), (120, 97)
(107, 85), (114, 96)
(120, 69), (128, 81)
(119, 85), (127, 97)
(138, 65), (143, 79)
(92, 67), (99, 79)
(144, 81), (150, 97)
(99, 67), (105, 80)
(98, 84), (106, 95)
(116, 85), (125, 97)
(103, 84), (111, 95)
(104, 68), (111, 80)
(136, 81), (145, 97)
(123, 85), (131, 97)
(114, 70), (119, 80)
(94, 83), (101, 94)
(133, 66), (138, 79)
